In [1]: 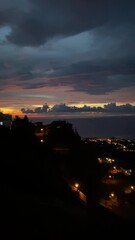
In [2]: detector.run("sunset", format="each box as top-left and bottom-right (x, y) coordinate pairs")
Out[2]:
(0, 0), (135, 239)
(0, 0), (135, 116)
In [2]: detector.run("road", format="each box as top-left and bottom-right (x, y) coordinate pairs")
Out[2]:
(69, 184), (87, 204)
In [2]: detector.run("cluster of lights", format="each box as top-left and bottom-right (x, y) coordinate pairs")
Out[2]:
(98, 157), (115, 164)
(124, 185), (135, 194)
(106, 158), (115, 164)
(124, 169), (132, 176)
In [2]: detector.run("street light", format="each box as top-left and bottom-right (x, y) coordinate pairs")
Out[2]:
(109, 192), (115, 198)
(75, 183), (79, 191)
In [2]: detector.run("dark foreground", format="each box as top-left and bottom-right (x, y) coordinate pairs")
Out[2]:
(0, 120), (135, 239)
(1, 169), (134, 239)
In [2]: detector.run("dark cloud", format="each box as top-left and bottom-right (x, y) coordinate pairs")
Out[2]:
(0, 0), (135, 101)
(21, 102), (135, 114)
(17, 58), (135, 95)
(21, 103), (49, 113)
(7, 17), (48, 46)
(50, 103), (72, 113)
(0, 0), (133, 47)
(60, 58), (135, 95)
(21, 108), (34, 113)
(1, 0), (108, 46)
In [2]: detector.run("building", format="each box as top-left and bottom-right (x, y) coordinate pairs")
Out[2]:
(0, 112), (12, 127)
(34, 122), (49, 143)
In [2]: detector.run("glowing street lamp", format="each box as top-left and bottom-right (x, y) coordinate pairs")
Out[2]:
(109, 192), (115, 198)
(111, 193), (115, 197)
(75, 183), (79, 191)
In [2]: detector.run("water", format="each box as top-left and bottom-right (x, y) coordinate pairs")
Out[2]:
(30, 115), (135, 140)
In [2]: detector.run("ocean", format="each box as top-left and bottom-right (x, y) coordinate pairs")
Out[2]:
(30, 114), (135, 140)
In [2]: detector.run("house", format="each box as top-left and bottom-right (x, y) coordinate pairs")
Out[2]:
(0, 112), (12, 127)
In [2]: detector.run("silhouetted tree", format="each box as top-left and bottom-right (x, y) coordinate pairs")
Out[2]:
(11, 115), (37, 146)
(45, 120), (81, 148)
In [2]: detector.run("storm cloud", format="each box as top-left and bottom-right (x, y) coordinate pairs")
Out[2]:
(0, 0), (134, 47)
(0, 0), (108, 46)
(0, 0), (135, 109)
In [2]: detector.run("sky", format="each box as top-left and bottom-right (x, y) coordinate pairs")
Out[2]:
(0, 0), (135, 117)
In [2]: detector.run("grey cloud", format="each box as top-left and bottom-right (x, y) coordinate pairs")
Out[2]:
(21, 103), (49, 113)
(25, 58), (135, 94)
(19, 82), (50, 89)
(1, 0), (108, 46)
(0, 0), (134, 47)
(0, 0), (30, 27)
(0, 0), (135, 99)
(21, 103), (135, 114)
(16, 57), (135, 95)
(50, 103), (72, 113)
(21, 108), (34, 113)
(7, 17), (47, 46)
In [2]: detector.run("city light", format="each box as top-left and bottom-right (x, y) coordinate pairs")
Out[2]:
(75, 183), (79, 191)
(75, 183), (79, 188)
(109, 192), (115, 198)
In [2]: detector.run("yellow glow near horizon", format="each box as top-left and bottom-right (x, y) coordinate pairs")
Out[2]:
(68, 102), (132, 108)
(32, 102), (135, 108)
(1, 101), (135, 117)
(0, 107), (22, 116)
(68, 103), (106, 108)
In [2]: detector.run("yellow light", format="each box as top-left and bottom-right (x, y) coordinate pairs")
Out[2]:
(109, 175), (112, 179)
(75, 183), (79, 188)
(98, 158), (103, 164)
(109, 192), (115, 198)
(41, 128), (44, 131)
(40, 139), (44, 143)
(131, 186), (134, 190)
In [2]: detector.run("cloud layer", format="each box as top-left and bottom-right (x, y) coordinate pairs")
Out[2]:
(21, 103), (135, 114)
(0, 0), (135, 110)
